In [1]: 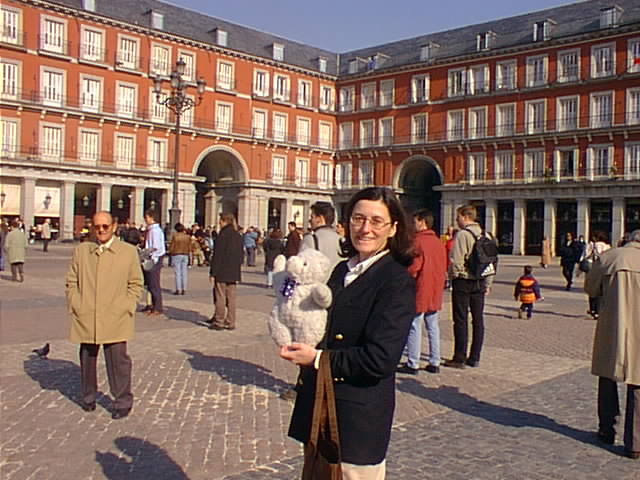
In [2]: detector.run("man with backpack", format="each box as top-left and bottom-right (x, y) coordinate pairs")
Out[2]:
(444, 204), (498, 369)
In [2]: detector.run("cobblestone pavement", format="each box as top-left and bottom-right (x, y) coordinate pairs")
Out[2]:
(0, 243), (636, 479)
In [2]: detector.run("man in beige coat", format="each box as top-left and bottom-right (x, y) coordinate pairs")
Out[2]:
(585, 229), (640, 460)
(66, 211), (143, 419)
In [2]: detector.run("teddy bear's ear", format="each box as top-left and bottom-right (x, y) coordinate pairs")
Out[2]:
(273, 254), (286, 273)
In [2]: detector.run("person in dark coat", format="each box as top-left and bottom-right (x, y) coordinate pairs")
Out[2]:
(208, 213), (243, 330)
(283, 221), (301, 258)
(263, 228), (284, 288)
(558, 232), (582, 290)
(280, 187), (416, 477)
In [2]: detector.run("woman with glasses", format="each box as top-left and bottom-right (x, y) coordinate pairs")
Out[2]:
(281, 187), (415, 479)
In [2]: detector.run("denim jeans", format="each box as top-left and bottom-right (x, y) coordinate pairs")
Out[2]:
(405, 311), (440, 369)
(172, 254), (188, 291)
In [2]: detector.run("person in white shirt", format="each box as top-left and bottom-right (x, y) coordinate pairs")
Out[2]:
(143, 209), (166, 316)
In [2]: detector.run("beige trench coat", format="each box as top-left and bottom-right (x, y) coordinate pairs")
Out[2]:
(4, 229), (27, 264)
(584, 242), (640, 386)
(66, 239), (144, 344)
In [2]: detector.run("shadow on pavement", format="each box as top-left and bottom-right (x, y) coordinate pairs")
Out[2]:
(181, 349), (290, 394)
(487, 302), (585, 319)
(96, 436), (188, 480)
(163, 306), (210, 325)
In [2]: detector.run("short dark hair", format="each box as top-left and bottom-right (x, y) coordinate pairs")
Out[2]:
(144, 209), (157, 221)
(288, 221), (297, 228)
(413, 209), (434, 229)
(174, 223), (184, 232)
(524, 265), (533, 275)
(592, 231), (609, 244)
(310, 201), (335, 226)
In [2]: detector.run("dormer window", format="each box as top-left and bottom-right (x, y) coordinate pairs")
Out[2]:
(151, 11), (164, 30)
(273, 43), (284, 61)
(420, 43), (439, 62)
(476, 32), (495, 51)
(367, 53), (389, 71)
(600, 6), (622, 28)
(533, 20), (553, 42)
(318, 57), (327, 73)
(82, 0), (96, 12)
(211, 29), (228, 47)
(348, 59), (358, 74)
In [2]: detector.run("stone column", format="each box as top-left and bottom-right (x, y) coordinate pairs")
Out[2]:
(96, 183), (112, 213)
(204, 190), (218, 228)
(484, 199), (497, 237)
(282, 198), (294, 230)
(611, 198), (625, 245)
(543, 198), (557, 257)
(21, 178), (36, 228)
(577, 198), (590, 242)
(130, 186), (145, 227)
(256, 195), (269, 231)
(512, 199), (526, 255)
(161, 188), (170, 226)
(180, 182), (197, 227)
(440, 197), (454, 235)
(60, 180), (76, 241)
(237, 190), (250, 229)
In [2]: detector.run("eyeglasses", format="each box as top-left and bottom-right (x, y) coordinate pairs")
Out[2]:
(93, 224), (112, 231)
(350, 214), (393, 230)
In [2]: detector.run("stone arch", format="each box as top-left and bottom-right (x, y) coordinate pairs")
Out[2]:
(191, 145), (250, 183)
(392, 155), (443, 190)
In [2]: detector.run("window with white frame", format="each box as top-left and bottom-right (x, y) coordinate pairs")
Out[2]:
(151, 11), (164, 30)
(468, 107), (487, 139)
(420, 44), (434, 62)
(273, 43), (284, 61)
(252, 109), (267, 138)
(117, 36), (139, 69)
(524, 150), (545, 182)
(150, 88), (168, 122)
(496, 60), (516, 90)
(495, 151), (514, 183)
(335, 162), (352, 188)
(217, 61), (234, 90)
(115, 134), (135, 169)
(296, 117), (311, 145)
(80, 27), (104, 62)
(339, 122), (353, 149)
(1, 60), (19, 99)
(339, 86), (355, 112)
(467, 153), (486, 184)
(1, 118), (18, 157)
(379, 118), (393, 146)
(41, 68), (64, 107)
(181, 95), (194, 127)
(477, 32), (494, 51)
(447, 110), (464, 141)
(179, 51), (195, 81)
(591, 44), (615, 78)
(526, 55), (548, 87)
(216, 29), (227, 47)
(215, 102), (232, 133)
(533, 20), (551, 42)
(625, 143), (640, 179)
(628, 38), (640, 73)
(82, 0), (96, 12)
(348, 59), (358, 74)
(411, 75), (429, 103)
(496, 103), (515, 137)
(78, 129), (100, 165)
(587, 145), (612, 178)
(320, 85), (333, 111)
(253, 70), (269, 97)
(379, 79), (394, 107)
(555, 149), (577, 179)
(295, 157), (309, 186)
(448, 68), (466, 97)
(590, 92), (613, 128)
(40, 123), (63, 161)
(360, 120), (375, 148)
(271, 155), (285, 184)
(468, 65), (489, 94)
(627, 88), (640, 125)
(411, 114), (428, 144)
(273, 112), (287, 142)
(318, 57), (327, 73)
(558, 49), (580, 83)
(2, 7), (21, 45)
(359, 160), (374, 186)
(361, 82), (376, 110)
(298, 80), (312, 107)
(41, 16), (65, 54)
(80, 76), (102, 112)
(557, 96), (578, 131)
(600, 6), (621, 29)
(526, 100), (545, 134)
(319, 122), (332, 149)
(318, 162), (332, 189)
(274, 74), (290, 101)
(117, 83), (137, 118)
(151, 44), (171, 76)
(148, 138), (167, 172)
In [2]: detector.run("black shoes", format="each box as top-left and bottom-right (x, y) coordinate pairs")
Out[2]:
(209, 324), (225, 330)
(396, 364), (419, 375)
(625, 450), (640, 460)
(112, 408), (131, 420)
(443, 359), (466, 369)
(425, 365), (440, 374)
(80, 402), (96, 412)
(466, 359), (480, 368)
(597, 430), (615, 445)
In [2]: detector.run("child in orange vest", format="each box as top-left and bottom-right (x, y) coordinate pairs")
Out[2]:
(514, 265), (543, 319)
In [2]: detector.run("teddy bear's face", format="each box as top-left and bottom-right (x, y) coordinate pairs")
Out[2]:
(285, 248), (331, 285)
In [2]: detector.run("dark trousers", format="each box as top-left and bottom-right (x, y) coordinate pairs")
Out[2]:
(42, 238), (50, 252)
(144, 261), (163, 312)
(451, 278), (486, 363)
(588, 297), (600, 315)
(520, 303), (534, 318)
(561, 262), (575, 287)
(598, 377), (640, 453)
(246, 247), (256, 266)
(80, 342), (133, 410)
(10, 262), (24, 282)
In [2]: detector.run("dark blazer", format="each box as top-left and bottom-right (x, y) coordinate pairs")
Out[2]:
(209, 224), (243, 283)
(288, 254), (416, 465)
(559, 240), (582, 266)
(284, 230), (301, 258)
(263, 237), (284, 271)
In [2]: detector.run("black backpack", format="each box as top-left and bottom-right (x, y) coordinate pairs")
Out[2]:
(464, 228), (499, 279)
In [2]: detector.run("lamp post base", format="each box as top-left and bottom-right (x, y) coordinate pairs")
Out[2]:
(169, 207), (182, 232)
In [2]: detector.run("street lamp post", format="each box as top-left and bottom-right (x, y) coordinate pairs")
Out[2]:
(152, 58), (206, 236)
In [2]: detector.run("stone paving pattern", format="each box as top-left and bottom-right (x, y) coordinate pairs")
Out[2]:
(0, 244), (637, 479)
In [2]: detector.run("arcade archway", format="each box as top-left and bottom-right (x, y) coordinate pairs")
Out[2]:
(394, 156), (443, 231)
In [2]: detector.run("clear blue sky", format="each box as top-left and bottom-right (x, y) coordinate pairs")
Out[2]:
(167, 0), (579, 52)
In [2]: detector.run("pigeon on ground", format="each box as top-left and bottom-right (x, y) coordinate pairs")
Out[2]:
(32, 343), (50, 359)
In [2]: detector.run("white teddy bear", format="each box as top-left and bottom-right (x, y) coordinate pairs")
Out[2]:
(269, 248), (333, 347)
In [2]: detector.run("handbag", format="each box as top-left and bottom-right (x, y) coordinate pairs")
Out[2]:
(301, 353), (342, 480)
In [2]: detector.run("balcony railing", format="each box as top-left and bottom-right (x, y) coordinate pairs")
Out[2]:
(1, 28), (25, 47)
(38, 34), (71, 56)
(457, 166), (640, 186)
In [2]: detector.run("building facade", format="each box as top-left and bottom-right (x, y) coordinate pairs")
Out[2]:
(1, 0), (639, 254)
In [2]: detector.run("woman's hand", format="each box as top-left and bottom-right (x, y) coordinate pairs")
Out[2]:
(279, 343), (317, 366)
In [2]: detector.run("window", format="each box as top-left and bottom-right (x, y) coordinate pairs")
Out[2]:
(271, 155), (285, 184)
(591, 44), (615, 78)
(217, 61), (234, 90)
(468, 65), (489, 95)
(335, 162), (352, 188)
(379, 80), (394, 107)
(115, 134), (135, 169)
(148, 138), (167, 172)
(296, 117), (311, 145)
(150, 88), (168, 122)
(348, 59), (358, 74)
(557, 96), (578, 131)
(181, 95), (194, 127)
(358, 160), (374, 186)
(318, 162), (332, 189)
(361, 82), (376, 110)
(339, 122), (353, 149)
(468, 107), (487, 139)
(274, 75), (290, 101)
(41, 16), (65, 54)
(411, 75), (428, 103)
(600, 6), (622, 29)
(411, 114), (428, 144)
(379, 118), (393, 146)
(339, 87), (355, 112)
(252, 109), (267, 138)
(320, 85), (333, 111)
(41, 68), (64, 107)
(558, 49), (580, 83)
(495, 151), (514, 183)
(526, 55), (548, 87)
(319, 122), (332, 149)
(253, 70), (269, 97)
(587, 145), (612, 179)
(590, 92), (613, 128)
(555, 149), (577, 180)
(1, 118), (18, 158)
(40, 124), (63, 162)
(625, 143), (640, 179)
(360, 120), (375, 148)
(298, 80), (312, 107)
(82, 0), (96, 12)
(420, 44), (436, 62)
(179, 52), (196, 81)
(524, 150), (545, 182)
(81, 27), (104, 62)
(628, 38), (640, 73)
(477, 32), (494, 51)
(295, 157), (309, 186)
(496, 103), (515, 137)
(627, 88), (640, 125)
(1, 60), (19, 99)
(273, 112), (287, 142)
(468, 153), (486, 184)
(78, 129), (100, 165)
(448, 68), (466, 97)
(216, 29), (227, 47)
(318, 57), (327, 73)
(526, 100), (546, 134)
(117, 36), (139, 70)
(80, 76), (102, 112)
(273, 43), (284, 61)
(2, 7), (21, 45)
(447, 110), (464, 141)
(151, 44), (171, 76)
(215, 102), (232, 133)
(496, 60), (516, 90)
(151, 11), (164, 30)
(116, 83), (137, 118)
(533, 21), (551, 42)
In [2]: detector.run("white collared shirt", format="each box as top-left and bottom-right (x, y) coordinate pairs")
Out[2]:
(145, 223), (166, 261)
(344, 250), (389, 287)
(97, 236), (115, 253)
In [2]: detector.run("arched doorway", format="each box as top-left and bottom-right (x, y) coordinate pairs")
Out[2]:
(394, 156), (443, 231)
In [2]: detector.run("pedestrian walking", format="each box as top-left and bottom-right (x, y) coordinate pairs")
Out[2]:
(540, 236), (551, 268)
(65, 211), (144, 419)
(263, 228), (284, 288)
(584, 229), (640, 460)
(558, 232), (582, 290)
(4, 219), (27, 282)
(168, 223), (191, 295)
(243, 226), (258, 266)
(284, 221), (301, 258)
(142, 209), (165, 316)
(281, 187), (415, 478)
(513, 265), (543, 319)
(584, 231), (611, 319)
(0, 219), (8, 271)
(41, 218), (52, 252)
(300, 201), (342, 269)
